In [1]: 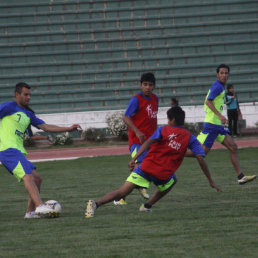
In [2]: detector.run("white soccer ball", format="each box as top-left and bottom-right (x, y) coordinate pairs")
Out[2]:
(45, 200), (62, 214)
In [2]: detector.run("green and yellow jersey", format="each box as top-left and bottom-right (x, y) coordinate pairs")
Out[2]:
(0, 102), (45, 155)
(204, 80), (225, 125)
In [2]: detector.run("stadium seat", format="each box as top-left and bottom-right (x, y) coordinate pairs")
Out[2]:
(0, 0), (258, 113)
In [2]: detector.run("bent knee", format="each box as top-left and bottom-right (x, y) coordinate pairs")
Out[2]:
(228, 141), (238, 152)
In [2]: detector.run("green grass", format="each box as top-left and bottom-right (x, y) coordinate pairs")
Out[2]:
(0, 148), (257, 258)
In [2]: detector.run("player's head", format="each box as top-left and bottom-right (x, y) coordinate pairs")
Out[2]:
(15, 82), (30, 94)
(15, 82), (31, 107)
(227, 84), (234, 91)
(170, 97), (178, 107)
(216, 64), (230, 74)
(167, 106), (185, 126)
(216, 64), (230, 85)
(140, 72), (156, 85)
(140, 72), (156, 97)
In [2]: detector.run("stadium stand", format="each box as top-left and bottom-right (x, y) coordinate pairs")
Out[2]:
(0, 0), (258, 114)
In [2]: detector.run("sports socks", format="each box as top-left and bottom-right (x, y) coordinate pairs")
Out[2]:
(237, 173), (244, 180)
(144, 203), (152, 209)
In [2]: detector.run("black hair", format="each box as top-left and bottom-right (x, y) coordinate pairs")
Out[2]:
(227, 84), (234, 91)
(15, 82), (30, 94)
(167, 106), (185, 126)
(216, 64), (230, 73)
(140, 72), (156, 85)
(170, 97), (179, 106)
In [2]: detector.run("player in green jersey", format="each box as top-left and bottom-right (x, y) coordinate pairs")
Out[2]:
(186, 64), (256, 185)
(0, 82), (82, 218)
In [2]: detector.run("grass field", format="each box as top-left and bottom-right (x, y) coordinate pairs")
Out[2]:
(0, 148), (257, 258)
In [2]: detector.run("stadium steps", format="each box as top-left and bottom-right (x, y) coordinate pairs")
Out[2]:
(0, 0), (258, 112)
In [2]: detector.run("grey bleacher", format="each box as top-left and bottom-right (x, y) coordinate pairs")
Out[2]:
(0, 0), (258, 113)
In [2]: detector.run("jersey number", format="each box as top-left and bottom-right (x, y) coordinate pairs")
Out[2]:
(17, 114), (21, 122)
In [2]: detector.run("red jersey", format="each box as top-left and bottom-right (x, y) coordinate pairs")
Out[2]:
(140, 126), (191, 180)
(128, 93), (158, 147)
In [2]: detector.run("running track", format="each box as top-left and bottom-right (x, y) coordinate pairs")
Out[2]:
(27, 138), (258, 162)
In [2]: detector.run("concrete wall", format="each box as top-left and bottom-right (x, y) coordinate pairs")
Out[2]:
(34, 102), (258, 133)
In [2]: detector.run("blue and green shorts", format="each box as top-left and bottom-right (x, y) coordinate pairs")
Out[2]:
(0, 148), (36, 182)
(130, 144), (148, 163)
(126, 166), (177, 192)
(197, 123), (230, 148)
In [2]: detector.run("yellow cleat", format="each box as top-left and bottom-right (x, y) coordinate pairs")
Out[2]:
(85, 200), (97, 218)
(113, 199), (127, 205)
(238, 175), (256, 185)
(138, 188), (150, 199)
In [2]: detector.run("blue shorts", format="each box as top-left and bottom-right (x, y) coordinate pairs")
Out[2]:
(130, 144), (148, 163)
(0, 148), (36, 182)
(126, 166), (177, 192)
(197, 123), (230, 148)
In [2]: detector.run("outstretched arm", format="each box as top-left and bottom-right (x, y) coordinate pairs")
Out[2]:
(38, 123), (82, 133)
(195, 154), (222, 192)
(128, 138), (156, 171)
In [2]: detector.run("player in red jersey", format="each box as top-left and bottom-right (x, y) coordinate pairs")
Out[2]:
(85, 107), (221, 218)
(114, 72), (158, 205)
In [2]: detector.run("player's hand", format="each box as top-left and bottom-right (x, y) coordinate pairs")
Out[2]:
(68, 124), (82, 131)
(210, 182), (222, 192)
(136, 131), (146, 143)
(219, 115), (227, 125)
(128, 160), (136, 171)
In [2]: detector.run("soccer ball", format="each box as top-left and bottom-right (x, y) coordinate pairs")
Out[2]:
(45, 200), (62, 217)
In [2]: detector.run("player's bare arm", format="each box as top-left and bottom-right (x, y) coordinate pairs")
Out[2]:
(205, 99), (227, 124)
(128, 138), (157, 171)
(123, 115), (146, 143)
(195, 154), (222, 192)
(38, 123), (82, 132)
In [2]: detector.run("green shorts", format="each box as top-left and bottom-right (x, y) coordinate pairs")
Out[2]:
(126, 169), (177, 192)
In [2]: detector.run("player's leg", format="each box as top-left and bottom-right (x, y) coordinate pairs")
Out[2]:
(97, 181), (136, 207)
(232, 110), (238, 136)
(23, 173), (43, 208)
(227, 110), (233, 135)
(85, 182), (136, 218)
(115, 144), (149, 205)
(86, 169), (151, 218)
(139, 175), (177, 212)
(221, 134), (256, 184)
(185, 127), (215, 157)
(26, 170), (42, 213)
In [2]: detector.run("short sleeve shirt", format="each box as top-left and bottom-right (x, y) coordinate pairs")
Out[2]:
(0, 102), (45, 155)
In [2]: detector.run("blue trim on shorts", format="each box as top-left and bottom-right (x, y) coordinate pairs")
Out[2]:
(201, 123), (229, 148)
(0, 148), (36, 176)
(134, 165), (177, 186)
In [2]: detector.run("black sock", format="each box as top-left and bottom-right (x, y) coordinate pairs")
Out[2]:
(144, 203), (152, 209)
(238, 173), (244, 180)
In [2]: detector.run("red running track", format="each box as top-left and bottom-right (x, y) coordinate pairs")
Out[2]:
(27, 138), (258, 162)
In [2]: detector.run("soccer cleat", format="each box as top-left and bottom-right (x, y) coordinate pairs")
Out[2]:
(139, 204), (152, 212)
(113, 199), (127, 205)
(238, 175), (257, 185)
(138, 188), (150, 199)
(35, 204), (58, 218)
(85, 200), (97, 218)
(24, 211), (40, 219)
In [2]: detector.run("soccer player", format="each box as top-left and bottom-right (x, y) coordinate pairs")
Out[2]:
(85, 106), (221, 218)
(186, 64), (256, 184)
(113, 72), (159, 205)
(0, 82), (82, 218)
